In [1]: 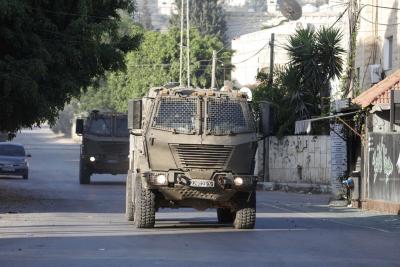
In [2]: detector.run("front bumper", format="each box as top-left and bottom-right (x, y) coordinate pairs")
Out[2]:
(144, 171), (257, 201)
(0, 166), (28, 176)
(82, 156), (128, 175)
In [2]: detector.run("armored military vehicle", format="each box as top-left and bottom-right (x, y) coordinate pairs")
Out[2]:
(126, 87), (266, 229)
(76, 111), (129, 184)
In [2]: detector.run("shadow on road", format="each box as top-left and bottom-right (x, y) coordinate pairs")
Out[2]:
(89, 181), (126, 186)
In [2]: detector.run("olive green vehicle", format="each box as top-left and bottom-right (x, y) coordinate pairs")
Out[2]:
(75, 111), (129, 184)
(126, 87), (266, 229)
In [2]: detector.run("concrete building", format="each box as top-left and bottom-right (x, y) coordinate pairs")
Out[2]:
(355, 0), (400, 92)
(230, 3), (348, 87)
(353, 69), (400, 214)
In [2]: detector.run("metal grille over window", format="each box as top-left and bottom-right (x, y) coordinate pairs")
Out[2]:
(152, 97), (197, 134)
(206, 98), (254, 135)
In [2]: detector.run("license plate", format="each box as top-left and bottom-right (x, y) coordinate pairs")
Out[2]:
(2, 167), (15, 172)
(190, 179), (214, 188)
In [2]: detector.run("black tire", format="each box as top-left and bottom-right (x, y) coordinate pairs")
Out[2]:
(217, 208), (235, 223)
(22, 173), (28, 180)
(126, 171), (134, 221)
(133, 176), (156, 228)
(79, 160), (91, 184)
(233, 191), (256, 229)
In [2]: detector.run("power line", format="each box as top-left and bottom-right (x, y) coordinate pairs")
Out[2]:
(329, 4), (349, 29)
(363, 3), (400, 11)
(360, 15), (400, 26)
(232, 42), (269, 65)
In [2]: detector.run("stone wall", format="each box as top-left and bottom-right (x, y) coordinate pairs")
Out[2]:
(268, 135), (331, 184)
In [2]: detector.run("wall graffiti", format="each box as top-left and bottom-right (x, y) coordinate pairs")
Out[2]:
(372, 136), (393, 184)
(368, 133), (400, 202)
(268, 136), (331, 184)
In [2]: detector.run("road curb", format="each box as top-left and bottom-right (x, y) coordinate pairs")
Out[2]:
(257, 182), (331, 194)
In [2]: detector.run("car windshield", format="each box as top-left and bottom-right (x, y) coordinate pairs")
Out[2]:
(115, 117), (129, 137)
(0, 144), (25, 157)
(152, 98), (197, 134)
(87, 118), (112, 136)
(206, 98), (254, 135)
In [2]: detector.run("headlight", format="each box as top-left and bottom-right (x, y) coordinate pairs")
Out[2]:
(89, 156), (96, 162)
(155, 174), (167, 185)
(234, 177), (244, 186)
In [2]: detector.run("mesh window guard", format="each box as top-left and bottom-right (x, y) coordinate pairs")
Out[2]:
(152, 97), (197, 134)
(206, 98), (254, 135)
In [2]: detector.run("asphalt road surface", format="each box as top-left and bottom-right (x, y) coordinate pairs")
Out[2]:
(0, 127), (400, 267)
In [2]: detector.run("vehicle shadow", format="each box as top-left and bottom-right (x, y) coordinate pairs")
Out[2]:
(89, 181), (125, 186)
(0, 176), (24, 180)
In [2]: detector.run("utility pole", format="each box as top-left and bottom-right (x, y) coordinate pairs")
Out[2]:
(345, 0), (358, 98)
(269, 33), (275, 85)
(186, 0), (190, 87)
(179, 0), (184, 86)
(211, 50), (217, 89)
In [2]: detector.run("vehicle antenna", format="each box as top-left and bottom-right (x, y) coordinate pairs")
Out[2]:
(211, 50), (217, 89)
(179, 0), (184, 86)
(186, 0), (190, 88)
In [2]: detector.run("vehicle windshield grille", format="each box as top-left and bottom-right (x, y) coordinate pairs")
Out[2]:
(206, 98), (254, 135)
(152, 97), (197, 134)
(87, 118), (112, 137)
(115, 117), (129, 137)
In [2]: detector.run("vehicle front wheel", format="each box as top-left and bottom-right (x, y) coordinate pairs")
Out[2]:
(217, 208), (235, 223)
(233, 191), (256, 229)
(133, 176), (156, 228)
(79, 160), (91, 184)
(126, 171), (134, 221)
(22, 173), (28, 180)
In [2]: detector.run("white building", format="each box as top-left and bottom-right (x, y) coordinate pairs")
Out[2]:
(231, 4), (348, 87)
(223, 0), (247, 7)
(157, 0), (176, 16)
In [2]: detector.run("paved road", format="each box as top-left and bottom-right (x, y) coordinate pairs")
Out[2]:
(0, 127), (400, 267)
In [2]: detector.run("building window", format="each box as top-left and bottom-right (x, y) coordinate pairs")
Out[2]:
(384, 36), (393, 70)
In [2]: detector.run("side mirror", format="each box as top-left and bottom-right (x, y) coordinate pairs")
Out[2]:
(26, 154), (32, 158)
(259, 101), (274, 136)
(75, 119), (84, 135)
(128, 99), (142, 130)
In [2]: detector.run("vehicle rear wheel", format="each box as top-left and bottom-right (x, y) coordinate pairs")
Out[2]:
(217, 208), (235, 223)
(23, 173), (28, 180)
(133, 176), (156, 228)
(126, 171), (134, 221)
(233, 191), (256, 229)
(79, 160), (91, 184)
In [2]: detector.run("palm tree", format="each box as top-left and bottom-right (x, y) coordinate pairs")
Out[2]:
(286, 27), (344, 117)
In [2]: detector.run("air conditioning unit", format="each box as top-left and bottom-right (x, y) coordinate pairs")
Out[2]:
(334, 98), (351, 113)
(369, 64), (381, 84)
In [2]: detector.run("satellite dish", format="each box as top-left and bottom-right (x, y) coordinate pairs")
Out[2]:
(239, 87), (253, 101)
(278, 0), (302, 21)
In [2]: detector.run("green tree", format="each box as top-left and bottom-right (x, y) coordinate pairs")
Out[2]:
(254, 27), (344, 136)
(103, 27), (231, 112)
(170, 0), (227, 42)
(286, 27), (344, 116)
(0, 0), (141, 132)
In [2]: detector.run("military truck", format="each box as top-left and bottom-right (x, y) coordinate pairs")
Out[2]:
(75, 111), (129, 184)
(126, 87), (267, 229)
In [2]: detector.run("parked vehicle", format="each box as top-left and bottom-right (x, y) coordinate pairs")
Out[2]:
(0, 143), (30, 179)
(75, 111), (129, 184)
(126, 87), (267, 229)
